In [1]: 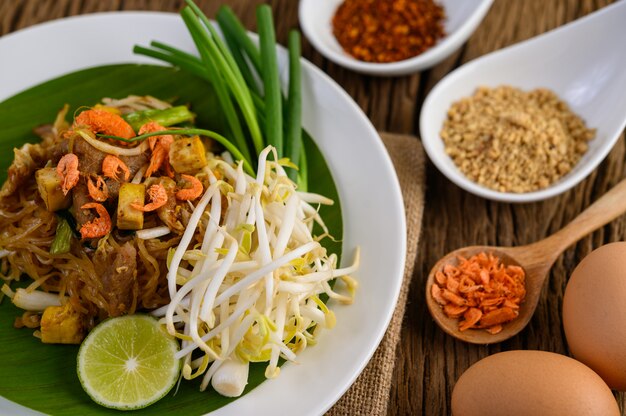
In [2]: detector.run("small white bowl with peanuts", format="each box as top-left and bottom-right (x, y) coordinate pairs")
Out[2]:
(421, 1), (626, 203)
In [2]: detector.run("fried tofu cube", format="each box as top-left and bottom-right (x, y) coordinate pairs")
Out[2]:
(35, 168), (71, 212)
(169, 136), (207, 173)
(117, 183), (145, 230)
(40, 303), (85, 344)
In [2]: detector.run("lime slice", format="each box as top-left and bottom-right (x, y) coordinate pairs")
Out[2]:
(77, 315), (180, 410)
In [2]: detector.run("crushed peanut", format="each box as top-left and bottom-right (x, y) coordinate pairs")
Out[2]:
(441, 86), (596, 193)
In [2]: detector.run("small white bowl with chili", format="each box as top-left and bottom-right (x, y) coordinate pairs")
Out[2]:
(298, 0), (494, 76)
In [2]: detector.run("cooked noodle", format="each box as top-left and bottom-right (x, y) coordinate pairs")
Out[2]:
(0, 178), (180, 328)
(0, 96), (188, 334)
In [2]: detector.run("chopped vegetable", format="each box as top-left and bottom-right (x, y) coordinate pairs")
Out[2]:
(123, 105), (195, 131)
(117, 183), (145, 230)
(35, 167), (72, 211)
(211, 359), (249, 397)
(41, 303), (85, 344)
(50, 217), (73, 255)
(136, 226), (171, 240)
(2, 284), (64, 311)
(169, 135), (207, 173)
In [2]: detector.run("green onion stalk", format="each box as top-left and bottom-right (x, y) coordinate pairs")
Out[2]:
(133, 0), (305, 188)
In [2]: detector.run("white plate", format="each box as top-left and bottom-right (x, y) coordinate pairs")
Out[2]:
(0, 12), (406, 416)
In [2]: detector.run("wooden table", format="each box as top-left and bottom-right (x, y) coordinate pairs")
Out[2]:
(2, 0), (624, 414)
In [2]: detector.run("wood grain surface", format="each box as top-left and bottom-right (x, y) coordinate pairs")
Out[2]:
(2, 0), (625, 414)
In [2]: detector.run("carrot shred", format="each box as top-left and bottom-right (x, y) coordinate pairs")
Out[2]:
(431, 252), (526, 334)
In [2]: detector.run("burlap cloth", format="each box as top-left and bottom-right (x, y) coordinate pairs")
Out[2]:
(328, 133), (425, 416)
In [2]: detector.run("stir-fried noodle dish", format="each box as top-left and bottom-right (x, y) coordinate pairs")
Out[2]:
(0, 95), (358, 394)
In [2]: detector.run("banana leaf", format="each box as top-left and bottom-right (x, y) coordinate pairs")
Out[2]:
(0, 64), (342, 415)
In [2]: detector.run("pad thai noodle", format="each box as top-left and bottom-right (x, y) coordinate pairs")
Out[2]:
(0, 97), (206, 340)
(0, 95), (358, 395)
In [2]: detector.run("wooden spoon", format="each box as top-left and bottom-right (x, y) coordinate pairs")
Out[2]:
(426, 178), (626, 344)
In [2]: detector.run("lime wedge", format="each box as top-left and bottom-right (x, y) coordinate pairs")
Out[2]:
(77, 315), (180, 410)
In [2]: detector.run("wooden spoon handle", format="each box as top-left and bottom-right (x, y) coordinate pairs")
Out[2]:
(531, 178), (626, 257)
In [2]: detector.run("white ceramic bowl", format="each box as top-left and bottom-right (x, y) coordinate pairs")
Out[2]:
(298, 0), (494, 76)
(420, 2), (626, 203)
(0, 12), (406, 416)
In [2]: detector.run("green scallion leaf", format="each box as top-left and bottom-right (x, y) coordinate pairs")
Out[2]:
(181, 6), (253, 164)
(50, 217), (73, 255)
(298, 144), (308, 193)
(257, 5), (283, 157)
(285, 30), (302, 183)
(184, 1), (264, 157)
(216, 5), (262, 74)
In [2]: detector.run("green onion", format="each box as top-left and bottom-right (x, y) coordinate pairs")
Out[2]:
(183, 3), (264, 157)
(151, 41), (202, 63)
(133, 45), (209, 80)
(181, 7), (253, 164)
(187, 2), (248, 91)
(257, 5), (283, 158)
(50, 217), (73, 255)
(124, 106), (195, 131)
(136, 41), (265, 132)
(218, 20), (261, 97)
(285, 30), (302, 183)
(298, 145), (308, 193)
(133, 0), (308, 187)
(216, 6), (262, 74)
(97, 128), (254, 176)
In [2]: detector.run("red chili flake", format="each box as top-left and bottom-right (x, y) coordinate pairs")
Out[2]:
(332, 0), (446, 63)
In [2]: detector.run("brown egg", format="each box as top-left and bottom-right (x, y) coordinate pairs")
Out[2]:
(451, 350), (619, 416)
(563, 242), (626, 390)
